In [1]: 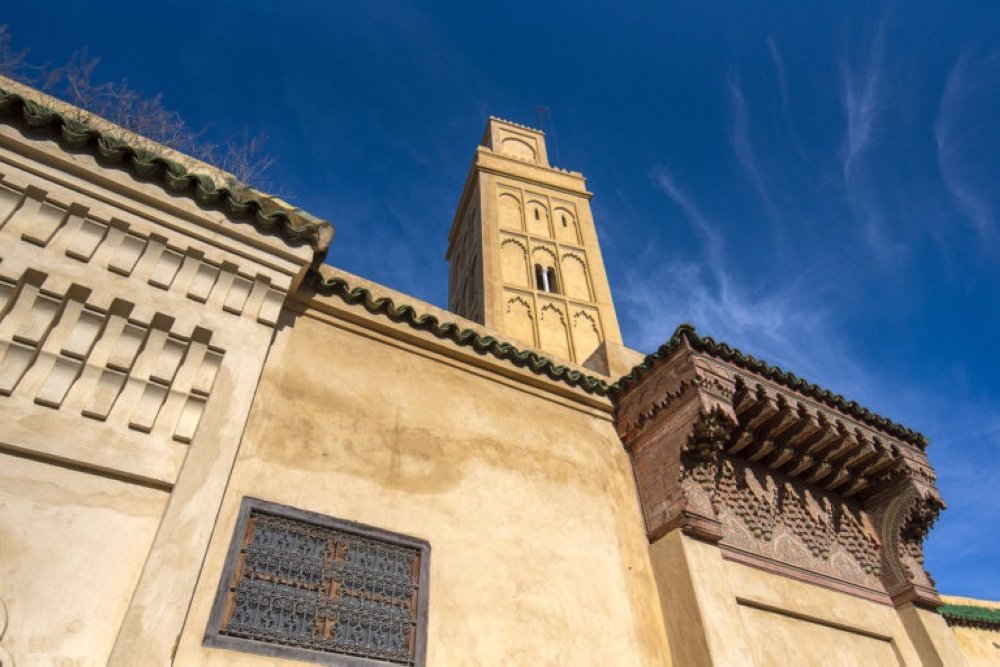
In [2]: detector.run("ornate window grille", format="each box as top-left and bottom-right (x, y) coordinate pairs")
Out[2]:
(205, 498), (430, 667)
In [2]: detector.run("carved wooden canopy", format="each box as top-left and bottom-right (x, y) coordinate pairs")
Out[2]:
(612, 327), (944, 608)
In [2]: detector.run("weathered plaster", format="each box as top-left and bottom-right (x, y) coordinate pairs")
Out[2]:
(173, 304), (672, 666)
(0, 453), (167, 664)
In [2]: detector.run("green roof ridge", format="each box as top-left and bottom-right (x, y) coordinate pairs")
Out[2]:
(0, 86), (333, 255)
(610, 324), (928, 449)
(939, 604), (1000, 628)
(307, 270), (611, 396)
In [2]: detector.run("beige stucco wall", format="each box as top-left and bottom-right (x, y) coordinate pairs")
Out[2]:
(646, 528), (971, 666)
(941, 596), (1000, 667)
(946, 625), (1000, 666)
(0, 110), (314, 665)
(739, 603), (901, 665)
(0, 453), (168, 664)
(174, 295), (672, 666)
(728, 559), (924, 665)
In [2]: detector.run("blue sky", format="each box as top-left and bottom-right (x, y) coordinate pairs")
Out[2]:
(5, 2), (998, 598)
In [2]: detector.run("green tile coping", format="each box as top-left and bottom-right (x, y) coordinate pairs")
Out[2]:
(939, 604), (1000, 629)
(610, 323), (928, 449)
(0, 85), (333, 254)
(307, 271), (613, 395)
(305, 273), (934, 443)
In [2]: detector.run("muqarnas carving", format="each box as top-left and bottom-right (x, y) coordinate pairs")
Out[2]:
(614, 327), (944, 607)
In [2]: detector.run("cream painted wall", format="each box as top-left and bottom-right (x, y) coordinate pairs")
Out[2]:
(947, 626), (1000, 666)
(174, 303), (672, 666)
(645, 528), (966, 667)
(724, 558), (946, 665)
(0, 453), (168, 664)
(0, 117), (314, 665)
(940, 596), (1000, 667)
(738, 603), (901, 666)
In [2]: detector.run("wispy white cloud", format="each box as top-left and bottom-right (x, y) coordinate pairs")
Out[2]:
(840, 16), (887, 184)
(767, 38), (807, 160)
(838, 12), (911, 266)
(935, 48), (999, 248)
(649, 168), (726, 282)
(727, 74), (779, 227)
(630, 169), (857, 389)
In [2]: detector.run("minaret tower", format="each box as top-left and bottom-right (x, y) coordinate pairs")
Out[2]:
(446, 117), (624, 373)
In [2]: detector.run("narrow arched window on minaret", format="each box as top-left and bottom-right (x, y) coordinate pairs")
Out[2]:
(546, 267), (559, 294)
(535, 264), (547, 291)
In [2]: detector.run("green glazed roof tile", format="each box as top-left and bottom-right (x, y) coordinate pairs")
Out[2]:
(939, 604), (1000, 629)
(307, 271), (612, 396)
(610, 324), (928, 449)
(0, 86), (333, 255)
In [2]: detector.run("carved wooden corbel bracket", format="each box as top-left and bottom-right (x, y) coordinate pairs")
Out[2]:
(866, 456), (945, 608)
(616, 347), (737, 542)
(675, 407), (736, 541)
(615, 343), (947, 607)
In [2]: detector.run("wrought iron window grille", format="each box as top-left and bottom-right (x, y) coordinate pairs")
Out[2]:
(204, 497), (430, 667)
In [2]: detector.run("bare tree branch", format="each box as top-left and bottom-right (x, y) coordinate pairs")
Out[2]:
(1, 24), (277, 193)
(0, 25), (30, 79)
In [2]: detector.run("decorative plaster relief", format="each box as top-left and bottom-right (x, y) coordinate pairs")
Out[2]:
(560, 252), (591, 301)
(712, 454), (884, 591)
(0, 268), (223, 443)
(0, 177), (285, 327)
(615, 349), (945, 607)
(499, 237), (529, 287)
(553, 206), (579, 245)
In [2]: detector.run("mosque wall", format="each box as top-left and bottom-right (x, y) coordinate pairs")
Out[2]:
(0, 119), (314, 666)
(172, 269), (674, 666)
(0, 80), (991, 667)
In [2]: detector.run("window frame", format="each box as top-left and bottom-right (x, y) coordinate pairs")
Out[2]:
(203, 497), (431, 667)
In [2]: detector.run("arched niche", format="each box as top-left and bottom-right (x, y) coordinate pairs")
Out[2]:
(500, 238), (529, 287)
(498, 193), (522, 230)
(504, 295), (535, 346)
(530, 247), (558, 292)
(553, 207), (580, 244)
(530, 246), (557, 270)
(572, 310), (602, 363)
(526, 200), (550, 238)
(560, 253), (591, 301)
(500, 136), (537, 163)
(538, 302), (571, 361)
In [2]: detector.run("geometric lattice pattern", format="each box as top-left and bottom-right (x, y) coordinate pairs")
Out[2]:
(208, 500), (429, 666)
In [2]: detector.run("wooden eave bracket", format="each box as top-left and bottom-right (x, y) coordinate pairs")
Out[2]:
(614, 348), (946, 607)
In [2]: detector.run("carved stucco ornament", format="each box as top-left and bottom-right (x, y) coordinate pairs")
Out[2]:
(677, 407), (735, 542)
(866, 455), (945, 606)
(614, 333), (946, 608)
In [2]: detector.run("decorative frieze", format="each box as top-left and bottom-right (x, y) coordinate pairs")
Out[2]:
(615, 328), (944, 607)
(0, 266), (223, 442)
(0, 179), (287, 327)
